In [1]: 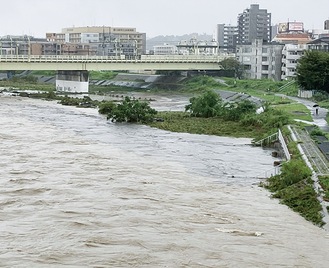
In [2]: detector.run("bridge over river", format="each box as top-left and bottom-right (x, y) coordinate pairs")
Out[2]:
(0, 54), (232, 71)
(0, 54), (232, 92)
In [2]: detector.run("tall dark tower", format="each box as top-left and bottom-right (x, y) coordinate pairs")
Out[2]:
(237, 4), (271, 44)
(325, 20), (329, 30)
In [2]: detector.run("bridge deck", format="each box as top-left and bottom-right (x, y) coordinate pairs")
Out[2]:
(0, 55), (231, 71)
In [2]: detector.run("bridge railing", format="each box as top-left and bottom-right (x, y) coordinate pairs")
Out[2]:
(0, 54), (234, 63)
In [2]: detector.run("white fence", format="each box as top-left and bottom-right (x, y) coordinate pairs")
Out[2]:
(278, 129), (291, 161)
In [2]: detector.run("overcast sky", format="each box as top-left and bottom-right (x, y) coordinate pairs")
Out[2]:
(2, 0), (328, 38)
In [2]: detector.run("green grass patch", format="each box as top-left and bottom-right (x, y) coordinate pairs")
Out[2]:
(272, 179), (324, 226)
(319, 176), (329, 201)
(0, 80), (55, 91)
(89, 71), (118, 80)
(263, 140), (324, 227)
(273, 102), (313, 122)
(148, 111), (275, 139)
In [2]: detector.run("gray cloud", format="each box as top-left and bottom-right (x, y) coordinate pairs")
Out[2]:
(2, 0), (328, 38)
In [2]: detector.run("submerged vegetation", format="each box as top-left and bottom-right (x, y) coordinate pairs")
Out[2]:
(148, 90), (291, 140)
(98, 96), (157, 123)
(263, 156), (324, 226)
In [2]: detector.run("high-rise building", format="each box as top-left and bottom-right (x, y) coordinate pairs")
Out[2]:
(216, 24), (238, 53)
(237, 4), (271, 44)
(325, 20), (329, 30)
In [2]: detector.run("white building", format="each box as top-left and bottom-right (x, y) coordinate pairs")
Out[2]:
(236, 39), (283, 80)
(281, 44), (307, 80)
(308, 29), (329, 39)
(153, 44), (178, 55)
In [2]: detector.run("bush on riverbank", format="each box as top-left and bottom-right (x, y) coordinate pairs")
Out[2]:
(100, 97), (157, 123)
(263, 145), (324, 226)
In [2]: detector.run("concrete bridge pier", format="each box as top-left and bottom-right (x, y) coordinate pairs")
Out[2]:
(56, 70), (89, 93)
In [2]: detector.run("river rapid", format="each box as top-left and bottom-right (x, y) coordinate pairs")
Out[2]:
(1, 94), (329, 267)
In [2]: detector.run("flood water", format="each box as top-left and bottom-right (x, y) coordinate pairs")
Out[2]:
(1, 94), (329, 267)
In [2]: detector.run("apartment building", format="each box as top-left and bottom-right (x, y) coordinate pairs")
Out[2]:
(281, 44), (307, 80)
(216, 24), (238, 53)
(236, 39), (283, 80)
(46, 26), (146, 56)
(237, 4), (271, 45)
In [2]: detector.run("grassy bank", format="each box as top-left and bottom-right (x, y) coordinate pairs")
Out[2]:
(262, 136), (324, 226)
(147, 110), (287, 139)
(148, 111), (262, 138)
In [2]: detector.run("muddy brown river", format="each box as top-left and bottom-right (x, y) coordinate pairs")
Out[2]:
(1, 94), (329, 267)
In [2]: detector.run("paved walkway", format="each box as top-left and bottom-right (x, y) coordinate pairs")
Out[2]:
(282, 95), (329, 229)
(278, 94), (329, 132)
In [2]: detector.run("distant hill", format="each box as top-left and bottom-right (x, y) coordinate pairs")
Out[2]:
(146, 33), (213, 51)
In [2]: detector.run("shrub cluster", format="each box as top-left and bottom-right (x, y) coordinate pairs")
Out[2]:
(185, 89), (257, 121)
(99, 96), (157, 123)
(264, 151), (324, 226)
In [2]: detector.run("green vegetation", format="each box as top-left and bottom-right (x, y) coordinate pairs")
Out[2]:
(223, 77), (298, 96)
(273, 102), (312, 122)
(99, 97), (157, 123)
(89, 71), (118, 80)
(263, 140), (324, 226)
(58, 95), (99, 108)
(148, 90), (291, 140)
(148, 111), (264, 138)
(185, 89), (223, 117)
(319, 176), (329, 201)
(179, 76), (223, 92)
(0, 73), (55, 91)
(296, 50), (329, 92)
(218, 58), (244, 79)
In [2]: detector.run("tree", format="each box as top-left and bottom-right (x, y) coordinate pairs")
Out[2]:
(104, 97), (157, 123)
(98, 101), (116, 115)
(220, 100), (257, 121)
(219, 57), (244, 79)
(185, 90), (222, 117)
(296, 50), (329, 92)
